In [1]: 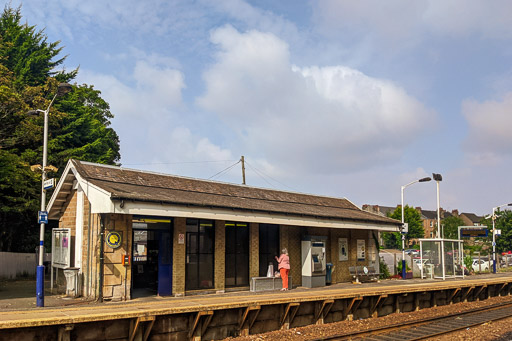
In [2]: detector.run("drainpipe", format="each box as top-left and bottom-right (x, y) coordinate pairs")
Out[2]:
(98, 214), (105, 302)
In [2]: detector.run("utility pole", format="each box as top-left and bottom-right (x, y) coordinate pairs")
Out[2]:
(241, 156), (246, 185)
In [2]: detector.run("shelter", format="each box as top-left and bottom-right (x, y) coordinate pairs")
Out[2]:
(48, 159), (400, 300)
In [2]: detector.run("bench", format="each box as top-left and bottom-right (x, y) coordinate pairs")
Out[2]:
(349, 266), (379, 283)
(250, 276), (292, 292)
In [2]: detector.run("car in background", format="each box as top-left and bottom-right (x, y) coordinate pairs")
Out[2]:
(472, 259), (490, 272)
(406, 249), (420, 257)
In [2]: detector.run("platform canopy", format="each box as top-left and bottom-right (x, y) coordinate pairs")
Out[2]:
(48, 159), (401, 232)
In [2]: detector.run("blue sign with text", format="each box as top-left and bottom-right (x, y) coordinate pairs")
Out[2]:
(38, 211), (48, 224)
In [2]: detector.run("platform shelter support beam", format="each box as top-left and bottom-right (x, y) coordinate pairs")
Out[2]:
(239, 306), (260, 336)
(344, 297), (362, 321)
(315, 299), (334, 324)
(130, 315), (156, 341)
(280, 302), (300, 330)
(371, 295), (388, 317)
(188, 311), (213, 341)
(447, 288), (460, 304)
(474, 285), (486, 301)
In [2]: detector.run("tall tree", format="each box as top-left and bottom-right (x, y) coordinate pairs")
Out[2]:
(0, 6), (76, 87)
(0, 6), (120, 252)
(481, 210), (512, 254)
(442, 216), (465, 239)
(382, 205), (424, 249)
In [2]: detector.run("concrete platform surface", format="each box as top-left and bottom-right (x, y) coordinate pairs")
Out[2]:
(1, 273), (512, 330)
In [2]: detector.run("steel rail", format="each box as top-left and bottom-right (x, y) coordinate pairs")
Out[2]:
(313, 299), (512, 341)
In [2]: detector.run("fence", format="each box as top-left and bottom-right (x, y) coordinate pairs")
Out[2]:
(0, 252), (51, 279)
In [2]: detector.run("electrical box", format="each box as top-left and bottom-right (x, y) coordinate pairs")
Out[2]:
(301, 236), (327, 288)
(122, 255), (131, 266)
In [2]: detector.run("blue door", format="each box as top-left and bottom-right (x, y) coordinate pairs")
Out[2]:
(158, 230), (172, 296)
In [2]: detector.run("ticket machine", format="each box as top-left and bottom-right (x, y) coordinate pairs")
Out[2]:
(301, 236), (327, 288)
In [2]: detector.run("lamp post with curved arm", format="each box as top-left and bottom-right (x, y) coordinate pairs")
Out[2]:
(401, 176), (431, 279)
(28, 83), (72, 307)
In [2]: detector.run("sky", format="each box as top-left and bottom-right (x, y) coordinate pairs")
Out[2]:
(12, 0), (512, 215)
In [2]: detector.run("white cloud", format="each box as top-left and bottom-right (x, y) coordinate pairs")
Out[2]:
(462, 92), (512, 164)
(198, 26), (433, 174)
(313, 1), (512, 46)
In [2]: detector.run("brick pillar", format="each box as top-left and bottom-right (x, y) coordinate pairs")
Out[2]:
(215, 220), (225, 292)
(249, 223), (259, 279)
(102, 214), (131, 301)
(287, 226), (302, 287)
(173, 218), (186, 296)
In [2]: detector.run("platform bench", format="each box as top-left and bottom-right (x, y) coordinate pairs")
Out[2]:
(349, 266), (379, 283)
(250, 276), (292, 292)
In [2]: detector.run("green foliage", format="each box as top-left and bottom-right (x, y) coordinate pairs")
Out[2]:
(397, 260), (410, 273)
(379, 257), (390, 279)
(382, 205), (424, 249)
(0, 6), (120, 251)
(464, 255), (473, 273)
(442, 216), (465, 239)
(481, 210), (512, 254)
(0, 6), (76, 87)
(382, 231), (401, 249)
(388, 205), (424, 239)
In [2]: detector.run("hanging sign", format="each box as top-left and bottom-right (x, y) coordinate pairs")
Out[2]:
(106, 231), (122, 249)
(43, 178), (55, 190)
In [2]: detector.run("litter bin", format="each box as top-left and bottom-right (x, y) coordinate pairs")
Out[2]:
(326, 263), (333, 285)
(63, 267), (80, 297)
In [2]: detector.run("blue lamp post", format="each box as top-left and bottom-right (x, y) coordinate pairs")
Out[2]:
(28, 83), (72, 307)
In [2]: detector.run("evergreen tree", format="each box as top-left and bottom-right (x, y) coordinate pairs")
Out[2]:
(0, 6), (120, 251)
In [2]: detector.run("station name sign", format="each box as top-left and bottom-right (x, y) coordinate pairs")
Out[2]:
(460, 226), (488, 238)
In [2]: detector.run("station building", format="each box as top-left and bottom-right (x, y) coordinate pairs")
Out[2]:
(47, 159), (401, 301)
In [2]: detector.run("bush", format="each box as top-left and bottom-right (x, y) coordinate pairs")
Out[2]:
(379, 258), (390, 279)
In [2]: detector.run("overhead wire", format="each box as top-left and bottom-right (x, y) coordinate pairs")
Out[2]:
(208, 160), (241, 180)
(123, 160), (237, 166)
(245, 160), (297, 191)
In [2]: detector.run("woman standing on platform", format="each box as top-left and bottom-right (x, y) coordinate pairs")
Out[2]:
(275, 248), (290, 291)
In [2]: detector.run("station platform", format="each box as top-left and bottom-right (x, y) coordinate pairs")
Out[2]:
(2, 273), (512, 340)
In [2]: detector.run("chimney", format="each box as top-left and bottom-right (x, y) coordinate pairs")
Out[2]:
(452, 209), (459, 216)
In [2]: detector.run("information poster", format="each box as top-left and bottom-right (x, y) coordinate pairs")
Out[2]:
(357, 239), (366, 261)
(338, 238), (348, 261)
(52, 228), (71, 268)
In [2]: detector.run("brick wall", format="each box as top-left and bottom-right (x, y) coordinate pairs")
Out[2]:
(101, 214), (132, 301)
(173, 217), (186, 296)
(214, 220), (225, 292)
(329, 228), (351, 283)
(249, 223), (259, 279)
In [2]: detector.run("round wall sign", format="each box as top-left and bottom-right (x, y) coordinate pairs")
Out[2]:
(106, 231), (122, 248)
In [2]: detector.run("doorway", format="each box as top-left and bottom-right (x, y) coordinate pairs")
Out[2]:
(185, 219), (215, 290)
(259, 224), (280, 276)
(132, 217), (173, 297)
(225, 222), (249, 287)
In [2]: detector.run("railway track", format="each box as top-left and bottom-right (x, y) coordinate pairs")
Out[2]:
(313, 300), (512, 340)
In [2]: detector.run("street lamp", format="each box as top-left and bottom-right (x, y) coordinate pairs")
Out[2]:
(29, 83), (72, 307)
(432, 173), (443, 238)
(401, 176), (431, 280)
(492, 203), (512, 274)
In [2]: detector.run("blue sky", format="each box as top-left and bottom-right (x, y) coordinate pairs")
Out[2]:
(13, 0), (512, 215)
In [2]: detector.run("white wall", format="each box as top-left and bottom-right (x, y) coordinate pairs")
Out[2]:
(0, 252), (51, 279)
